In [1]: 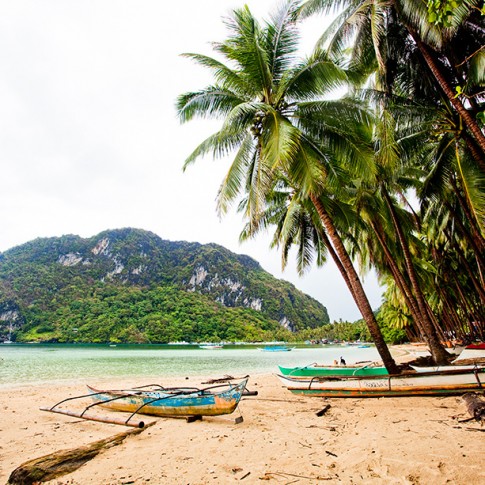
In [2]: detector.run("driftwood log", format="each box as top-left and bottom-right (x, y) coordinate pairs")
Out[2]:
(462, 393), (485, 423)
(8, 422), (154, 484)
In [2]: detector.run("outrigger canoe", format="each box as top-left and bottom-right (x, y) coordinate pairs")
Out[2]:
(278, 367), (484, 397)
(87, 379), (248, 417)
(278, 362), (388, 377)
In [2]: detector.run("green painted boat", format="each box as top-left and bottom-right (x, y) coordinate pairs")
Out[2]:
(277, 367), (485, 398)
(278, 362), (388, 377)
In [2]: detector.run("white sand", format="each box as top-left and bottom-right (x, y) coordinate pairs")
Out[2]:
(1, 369), (484, 484)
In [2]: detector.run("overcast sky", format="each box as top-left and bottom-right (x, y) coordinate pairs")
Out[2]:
(0, 0), (383, 321)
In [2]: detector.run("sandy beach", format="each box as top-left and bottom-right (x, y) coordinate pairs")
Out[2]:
(1, 361), (484, 485)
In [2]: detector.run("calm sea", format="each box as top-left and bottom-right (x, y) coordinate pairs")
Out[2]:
(0, 343), (381, 388)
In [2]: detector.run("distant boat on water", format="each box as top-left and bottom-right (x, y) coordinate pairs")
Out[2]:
(199, 344), (224, 350)
(259, 345), (295, 352)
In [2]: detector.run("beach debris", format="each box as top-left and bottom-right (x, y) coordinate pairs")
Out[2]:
(186, 415), (203, 423)
(8, 422), (154, 485)
(262, 471), (335, 481)
(462, 392), (485, 423)
(240, 471), (251, 480)
(316, 404), (331, 417)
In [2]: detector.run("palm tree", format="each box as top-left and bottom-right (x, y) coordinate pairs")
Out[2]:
(176, 1), (399, 373)
(298, 0), (485, 359)
(298, 0), (485, 158)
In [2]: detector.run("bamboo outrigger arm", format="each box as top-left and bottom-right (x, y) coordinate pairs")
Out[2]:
(39, 406), (149, 428)
(40, 390), (155, 428)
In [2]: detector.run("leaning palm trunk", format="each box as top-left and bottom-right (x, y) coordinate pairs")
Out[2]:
(408, 30), (485, 158)
(310, 194), (399, 373)
(447, 231), (485, 306)
(444, 201), (485, 289)
(370, 219), (427, 338)
(382, 190), (450, 365)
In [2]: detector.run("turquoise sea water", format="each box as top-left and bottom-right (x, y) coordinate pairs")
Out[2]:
(0, 343), (381, 388)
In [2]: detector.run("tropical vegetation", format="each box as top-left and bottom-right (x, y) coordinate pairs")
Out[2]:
(0, 228), (330, 343)
(177, 0), (484, 369)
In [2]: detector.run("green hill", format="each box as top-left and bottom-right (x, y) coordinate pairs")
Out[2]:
(0, 228), (329, 343)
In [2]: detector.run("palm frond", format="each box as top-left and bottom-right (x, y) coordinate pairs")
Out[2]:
(265, 0), (301, 82)
(466, 47), (485, 88)
(182, 130), (246, 170)
(180, 53), (250, 96)
(298, 0), (351, 18)
(176, 86), (243, 123)
(216, 6), (273, 100)
(395, 0), (443, 48)
(216, 133), (257, 215)
(260, 110), (303, 173)
(279, 50), (348, 101)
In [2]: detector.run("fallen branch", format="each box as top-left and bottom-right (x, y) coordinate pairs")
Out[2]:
(8, 422), (155, 484)
(316, 404), (331, 417)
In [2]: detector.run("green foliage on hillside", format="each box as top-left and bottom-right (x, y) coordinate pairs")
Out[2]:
(19, 285), (287, 343)
(0, 228), (329, 343)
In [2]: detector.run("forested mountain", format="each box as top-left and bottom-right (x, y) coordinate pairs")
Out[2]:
(0, 228), (329, 343)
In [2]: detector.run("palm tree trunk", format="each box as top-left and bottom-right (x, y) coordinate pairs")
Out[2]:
(310, 194), (399, 373)
(369, 219), (430, 337)
(408, 30), (485, 157)
(318, 228), (354, 291)
(381, 189), (450, 365)
(448, 232), (485, 305)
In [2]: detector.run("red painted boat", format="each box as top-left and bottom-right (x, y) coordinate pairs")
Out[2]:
(466, 343), (485, 350)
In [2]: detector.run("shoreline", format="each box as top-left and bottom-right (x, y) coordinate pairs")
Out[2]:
(1, 369), (484, 484)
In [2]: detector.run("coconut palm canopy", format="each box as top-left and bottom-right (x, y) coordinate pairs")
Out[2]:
(177, 0), (400, 372)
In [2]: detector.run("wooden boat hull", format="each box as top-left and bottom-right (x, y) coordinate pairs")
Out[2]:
(88, 379), (247, 417)
(278, 369), (484, 397)
(278, 364), (388, 377)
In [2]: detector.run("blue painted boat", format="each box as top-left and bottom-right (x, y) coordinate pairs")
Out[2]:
(259, 345), (295, 352)
(86, 379), (248, 417)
